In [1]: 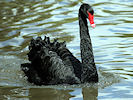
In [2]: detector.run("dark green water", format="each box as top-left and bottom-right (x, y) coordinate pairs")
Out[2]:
(0, 0), (133, 99)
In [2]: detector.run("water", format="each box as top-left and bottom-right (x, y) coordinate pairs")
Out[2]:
(0, 0), (133, 99)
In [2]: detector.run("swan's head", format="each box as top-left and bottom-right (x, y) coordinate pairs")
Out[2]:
(80, 3), (96, 28)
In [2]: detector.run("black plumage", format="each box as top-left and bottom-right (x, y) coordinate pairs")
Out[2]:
(21, 3), (98, 85)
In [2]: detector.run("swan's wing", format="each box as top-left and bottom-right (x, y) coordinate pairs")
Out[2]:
(46, 50), (80, 84)
(22, 36), (80, 85)
(55, 42), (83, 80)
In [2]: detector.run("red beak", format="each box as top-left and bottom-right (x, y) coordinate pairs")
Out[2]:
(87, 11), (96, 28)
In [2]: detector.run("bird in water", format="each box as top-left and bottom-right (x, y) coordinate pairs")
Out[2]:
(21, 3), (98, 85)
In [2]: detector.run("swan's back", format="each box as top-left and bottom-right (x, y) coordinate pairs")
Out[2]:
(21, 36), (82, 85)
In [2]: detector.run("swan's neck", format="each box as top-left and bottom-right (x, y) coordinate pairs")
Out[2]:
(78, 12), (96, 70)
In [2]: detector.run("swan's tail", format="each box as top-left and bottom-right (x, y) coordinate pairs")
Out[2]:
(21, 36), (80, 85)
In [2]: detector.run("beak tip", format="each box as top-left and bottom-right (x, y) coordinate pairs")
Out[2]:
(91, 24), (96, 28)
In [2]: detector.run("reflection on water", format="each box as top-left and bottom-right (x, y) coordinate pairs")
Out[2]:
(0, 0), (133, 99)
(0, 86), (98, 100)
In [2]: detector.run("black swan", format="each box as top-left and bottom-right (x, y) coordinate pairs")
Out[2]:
(21, 3), (98, 85)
